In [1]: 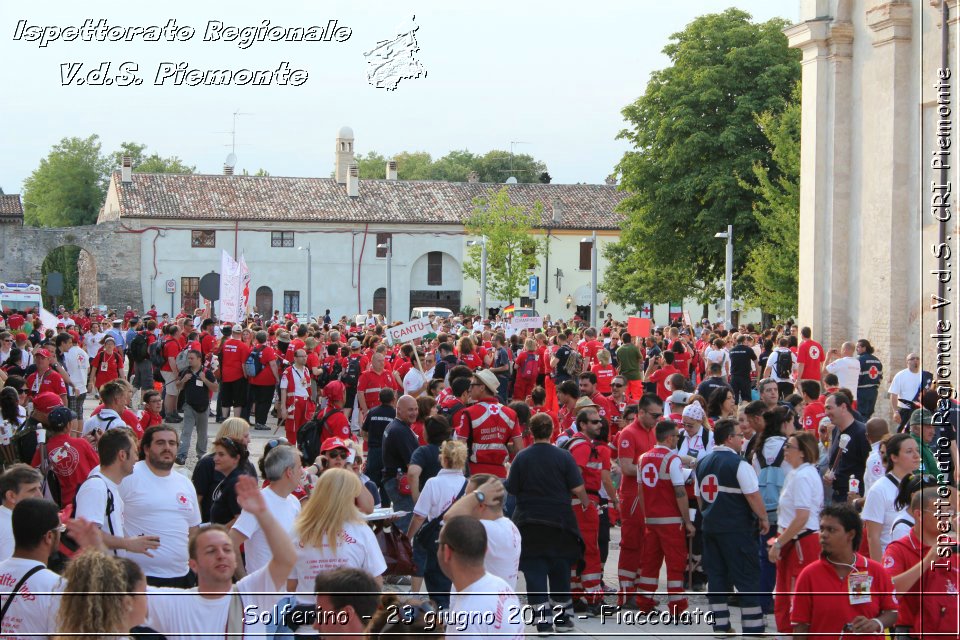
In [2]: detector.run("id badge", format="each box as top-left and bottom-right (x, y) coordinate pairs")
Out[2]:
(195, 378), (204, 387)
(689, 449), (699, 459)
(100, 362), (109, 372)
(848, 571), (872, 605)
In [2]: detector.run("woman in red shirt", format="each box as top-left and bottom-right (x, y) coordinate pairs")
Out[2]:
(457, 336), (483, 371)
(89, 337), (125, 393)
(512, 338), (540, 401)
(591, 348), (616, 395)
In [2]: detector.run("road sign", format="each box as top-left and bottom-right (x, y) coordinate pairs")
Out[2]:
(46, 272), (64, 297)
(165, 279), (177, 294)
(528, 275), (539, 297)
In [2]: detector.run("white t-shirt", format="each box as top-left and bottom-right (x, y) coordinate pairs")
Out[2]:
(403, 367), (431, 395)
(63, 345), (90, 395)
(120, 461), (201, 578)
(0, 507), (12, 562)
(888, 369), (923, 408)
(0, 557), (62, 639)
(768, 349), (797, 382)
(413, 469), (468, 520)
(826, 357), (861, 393)
(777, 463), (823, 532)
(232, 486), (301, 574)
(863, 443), (885, 494)
(479, 518), (522, 589)
(82, 408), (125, 436)
(291, 520), (387, 603)
(862, 474), (914, 555)
(145, 565), (280, 639)
(75, 467), (125, 542)
(678, 426), (713, 461)
(84, 331), (104, 359)
(447, 572), (524, 640)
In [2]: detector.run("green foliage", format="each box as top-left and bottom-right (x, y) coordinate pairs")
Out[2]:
(460, 304), (477, 317)
(462, 187), (543, 303)
(741, 82), (801, 318)
(354, 148), (548, 183)
(394, 151), (434, 180)
(41, 246), (81, 309)
(23, 135), (111, 227)
(109, 142), (195, 174)
(602, 8), (800, 309)
(355, 151), (390, 179)
(241, 168), (271, 176)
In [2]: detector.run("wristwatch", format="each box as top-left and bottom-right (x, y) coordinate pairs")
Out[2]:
(473, 490), (486, 504)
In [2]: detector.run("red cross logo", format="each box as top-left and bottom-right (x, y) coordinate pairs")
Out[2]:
(177, 493), (188, 505)
(700, 474), (720, 503)
(869, 366), (879, 379)
(641, 463), (659, 488)
(809, 346), (821, 360)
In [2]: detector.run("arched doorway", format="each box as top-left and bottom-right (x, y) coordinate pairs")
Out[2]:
(373, 288), (386, 317)
(255, 286), (273, 317)
(40, 245), (98, 310)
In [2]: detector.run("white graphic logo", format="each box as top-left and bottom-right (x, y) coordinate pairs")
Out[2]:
(364, 15), (427, 91)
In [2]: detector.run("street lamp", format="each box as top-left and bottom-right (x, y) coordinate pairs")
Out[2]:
(376, 237), (392, 322)
(714, 225), (733, 329)
(466, 237), (487, 320)
(297, 243), (312, 322)
(581, 232), (598, 327)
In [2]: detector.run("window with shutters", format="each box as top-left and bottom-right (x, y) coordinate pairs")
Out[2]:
(271, 231), (294, 248)
(579, 241), (593, 270)
(427, 251), (443, 286)
(191, 230), (216, 248)
(181, 277), (200, 313)
(283, 291), (300, 314)
(376, 233), (392, 258)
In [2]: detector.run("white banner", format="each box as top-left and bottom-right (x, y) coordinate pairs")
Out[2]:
(219, 251), (242, 323)
(238, 254), (251, 318)
(38, 307), (58, 332)
(511, 315), (543, 331)
(386, 318), (432, 344)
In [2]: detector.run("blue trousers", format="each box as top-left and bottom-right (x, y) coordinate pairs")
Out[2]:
(757, 529), (777, 613)
(702, 531), (765, 635)
(520, 555), (573, 610)
(857, 387), (879, 419)
(421, 542), (453, 610)
(383, 477), (414, 533)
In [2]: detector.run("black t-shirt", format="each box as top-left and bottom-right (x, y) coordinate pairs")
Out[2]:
(180, 366), (215, 412)
(382, 419), (419, 476)
(697, 376), (731, 400)
(729, 344), (757, 378)
(409, 443), (442, 491)
(827, 420), (870, 498)
(192, 454), (258, 522)
(209, 466), (252, 525)
(506, 442), (583, 532)
(758, 349), (773, 374)
(553, 345), (573, 382)
(362, 404), (397, 449)
(643, 345), (662, 370)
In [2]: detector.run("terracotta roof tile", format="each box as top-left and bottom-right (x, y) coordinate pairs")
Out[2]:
(0, 194), (23, 218)
(112, 173), (627, 230)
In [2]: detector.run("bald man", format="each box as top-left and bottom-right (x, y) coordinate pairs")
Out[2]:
(381, 394), (420, 531)
(824, 342), (861, 394)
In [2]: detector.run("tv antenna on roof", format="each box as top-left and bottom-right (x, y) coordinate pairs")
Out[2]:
(216, 110), (254, 156)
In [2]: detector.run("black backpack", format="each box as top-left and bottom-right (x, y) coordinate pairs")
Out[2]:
(297, 409), (342, 463)
(128, 332), (150, 363)
(774, 350), (793, 379)
(438, 400), (465, 419)
(149, 338), (174, 368)
(340, 356), (362, 388)
(317, 358), (343, 389)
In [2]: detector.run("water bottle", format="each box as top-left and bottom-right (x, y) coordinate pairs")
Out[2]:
(848, 474), (860, 496)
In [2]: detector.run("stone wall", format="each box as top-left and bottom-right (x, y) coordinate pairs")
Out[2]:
(0, 221), (142, 310)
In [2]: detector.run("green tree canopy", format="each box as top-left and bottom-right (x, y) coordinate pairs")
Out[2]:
(110, 142), (195, 174)
(462, 187), (543, 303)
(354, 148), (548, 183)
(602, 9), (800, 309)
(23, 135), (110, 227)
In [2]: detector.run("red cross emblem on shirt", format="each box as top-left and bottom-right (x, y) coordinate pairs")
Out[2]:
(177, 494), (188, 505)
(641, 463), (659, 488)
(869, 366), (879, 379)
(700, 474), (720, 503)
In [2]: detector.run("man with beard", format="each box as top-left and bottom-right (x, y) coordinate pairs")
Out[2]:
(119, 425), (202, 587)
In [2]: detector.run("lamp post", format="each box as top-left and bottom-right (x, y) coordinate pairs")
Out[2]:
(297, 243), (312, 322)
(581, 232), (598, 327)
(714, 225), (733, 329)
(467, 237), (487, 320)
(376, 238), (392, 322)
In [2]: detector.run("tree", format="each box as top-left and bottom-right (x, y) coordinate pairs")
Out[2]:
(354, 151), (390, 180)
(431, 150), (479, 182)
(23, 135), (111, 227)
(462, 187), (543, 303)
(472, 150), (546, 183)
(393, 151), (434, 180)
(741, 82), (800, 318)
(602, 9), (800, 309)
(241, 168), (271, 176)
(109, 142), (195, 174)
(41, 246), (81, 309)
(351, 148), (549, 183)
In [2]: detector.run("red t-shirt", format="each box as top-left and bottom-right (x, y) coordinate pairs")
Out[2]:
(883, 531), (958, 635)
(672, 351), (692, 377)
(249, 346), (279, 386)
(459, 353), (483, 371)
(199, 333), (218, 358)
(318, 407), (352, 443)
(92, 350), (125, 389)
(159, 338), (181, 372)
(137, 410), (162, 439)
(27, 369), (67, 397)
(791, 555), (897, 640)
(358, 370), (394, 411)
(220, 339), (251, 383)
(648, 365), (680, 401)
(32, 433), (99, 508)
(802, 401), (826, 432)
(591, 364), (615, 394)
(616, 422), (657, 499)
(796, 340), (826, 381)
(7, 315), (24, 330)
(580, 340), (604, 367)
(528, 406), (559, 445)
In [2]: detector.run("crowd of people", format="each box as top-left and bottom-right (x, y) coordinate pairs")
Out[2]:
(0, 303), (955, 639)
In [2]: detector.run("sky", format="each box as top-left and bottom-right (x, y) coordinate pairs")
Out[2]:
(0, 0), (799, 193)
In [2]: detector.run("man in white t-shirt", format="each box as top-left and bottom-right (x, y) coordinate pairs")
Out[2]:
(82, 379), (128, 437)
(824, 342), (861, 394)
(75, 427), (160, 557)
(0, 465), (42, 563)
(230, 444), (302, 576)
(403, 351), (435, 398)
(120, 424), (201, 587)
(439, 515), (526, 639)
(444, 475), (522, 589)
(0, 499), (65, 638)
(144, 475), (297, 639)
(763, 338), (798, 398)
(888, 353), (933, 429)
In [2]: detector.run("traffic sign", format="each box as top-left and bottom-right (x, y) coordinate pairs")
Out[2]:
(165, 279), (177, 294)
(528, 275), (539, 297)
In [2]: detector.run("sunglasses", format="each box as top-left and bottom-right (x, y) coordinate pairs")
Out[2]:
(585, 419), (603, 425)
(611, 383), (624, 388)
(325, 449), (349, 459)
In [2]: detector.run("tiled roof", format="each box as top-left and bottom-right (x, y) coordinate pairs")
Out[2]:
(0, 194), (23, 219)
(111, 172), (628, 230)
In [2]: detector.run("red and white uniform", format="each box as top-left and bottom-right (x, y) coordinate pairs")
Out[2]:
(615, 420), (657, 603)
(635, 444), (689, 616)
(512, 351), (539, 401)
(567, 434), (608, 604)
(456, 398), (521, 478)
(281, 364), (315, 444)
(27, 369), (67, 398)
(357, 369), (393, 412)
(883, 530), (958, 637)
(591, 392), (617, 423)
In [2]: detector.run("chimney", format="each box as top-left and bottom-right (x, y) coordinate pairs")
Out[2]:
(605, 174), (617, 186)
(386, 160), (398, 180)
(335, 126), (355, 184)
(467, 171), (479, 184)
(121, 156), (132, 184)
(223, 165), (234, 176)
(347, 163), (359, 197)
(551, 197), (563, 224)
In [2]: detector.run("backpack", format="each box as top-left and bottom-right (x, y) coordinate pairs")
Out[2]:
(317, 357), (342, 389)
(774, 350), (793, 380)
(519, 353), (539, 380)
(756, 442), (787, 526)
(149, 339), (174, 368)
(438, 400), (465, 419)
(563, 347), (583, 377)
(340, 356), (362, 388)
(175, 347), (191, 372)
(128, 332), (150, 363)
(243, 347), (264, 378)
(297, 409), (342, 463)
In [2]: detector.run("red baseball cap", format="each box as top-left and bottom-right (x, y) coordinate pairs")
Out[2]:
(32, 392), (63, 413)
(323, 381), (345, 402)
(13, 333), (27, 342)
(34, 348), (53, 359)
(320, 437), (350, 453)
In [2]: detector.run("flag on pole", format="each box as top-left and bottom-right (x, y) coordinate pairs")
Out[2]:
(503, 304), (515, 315)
